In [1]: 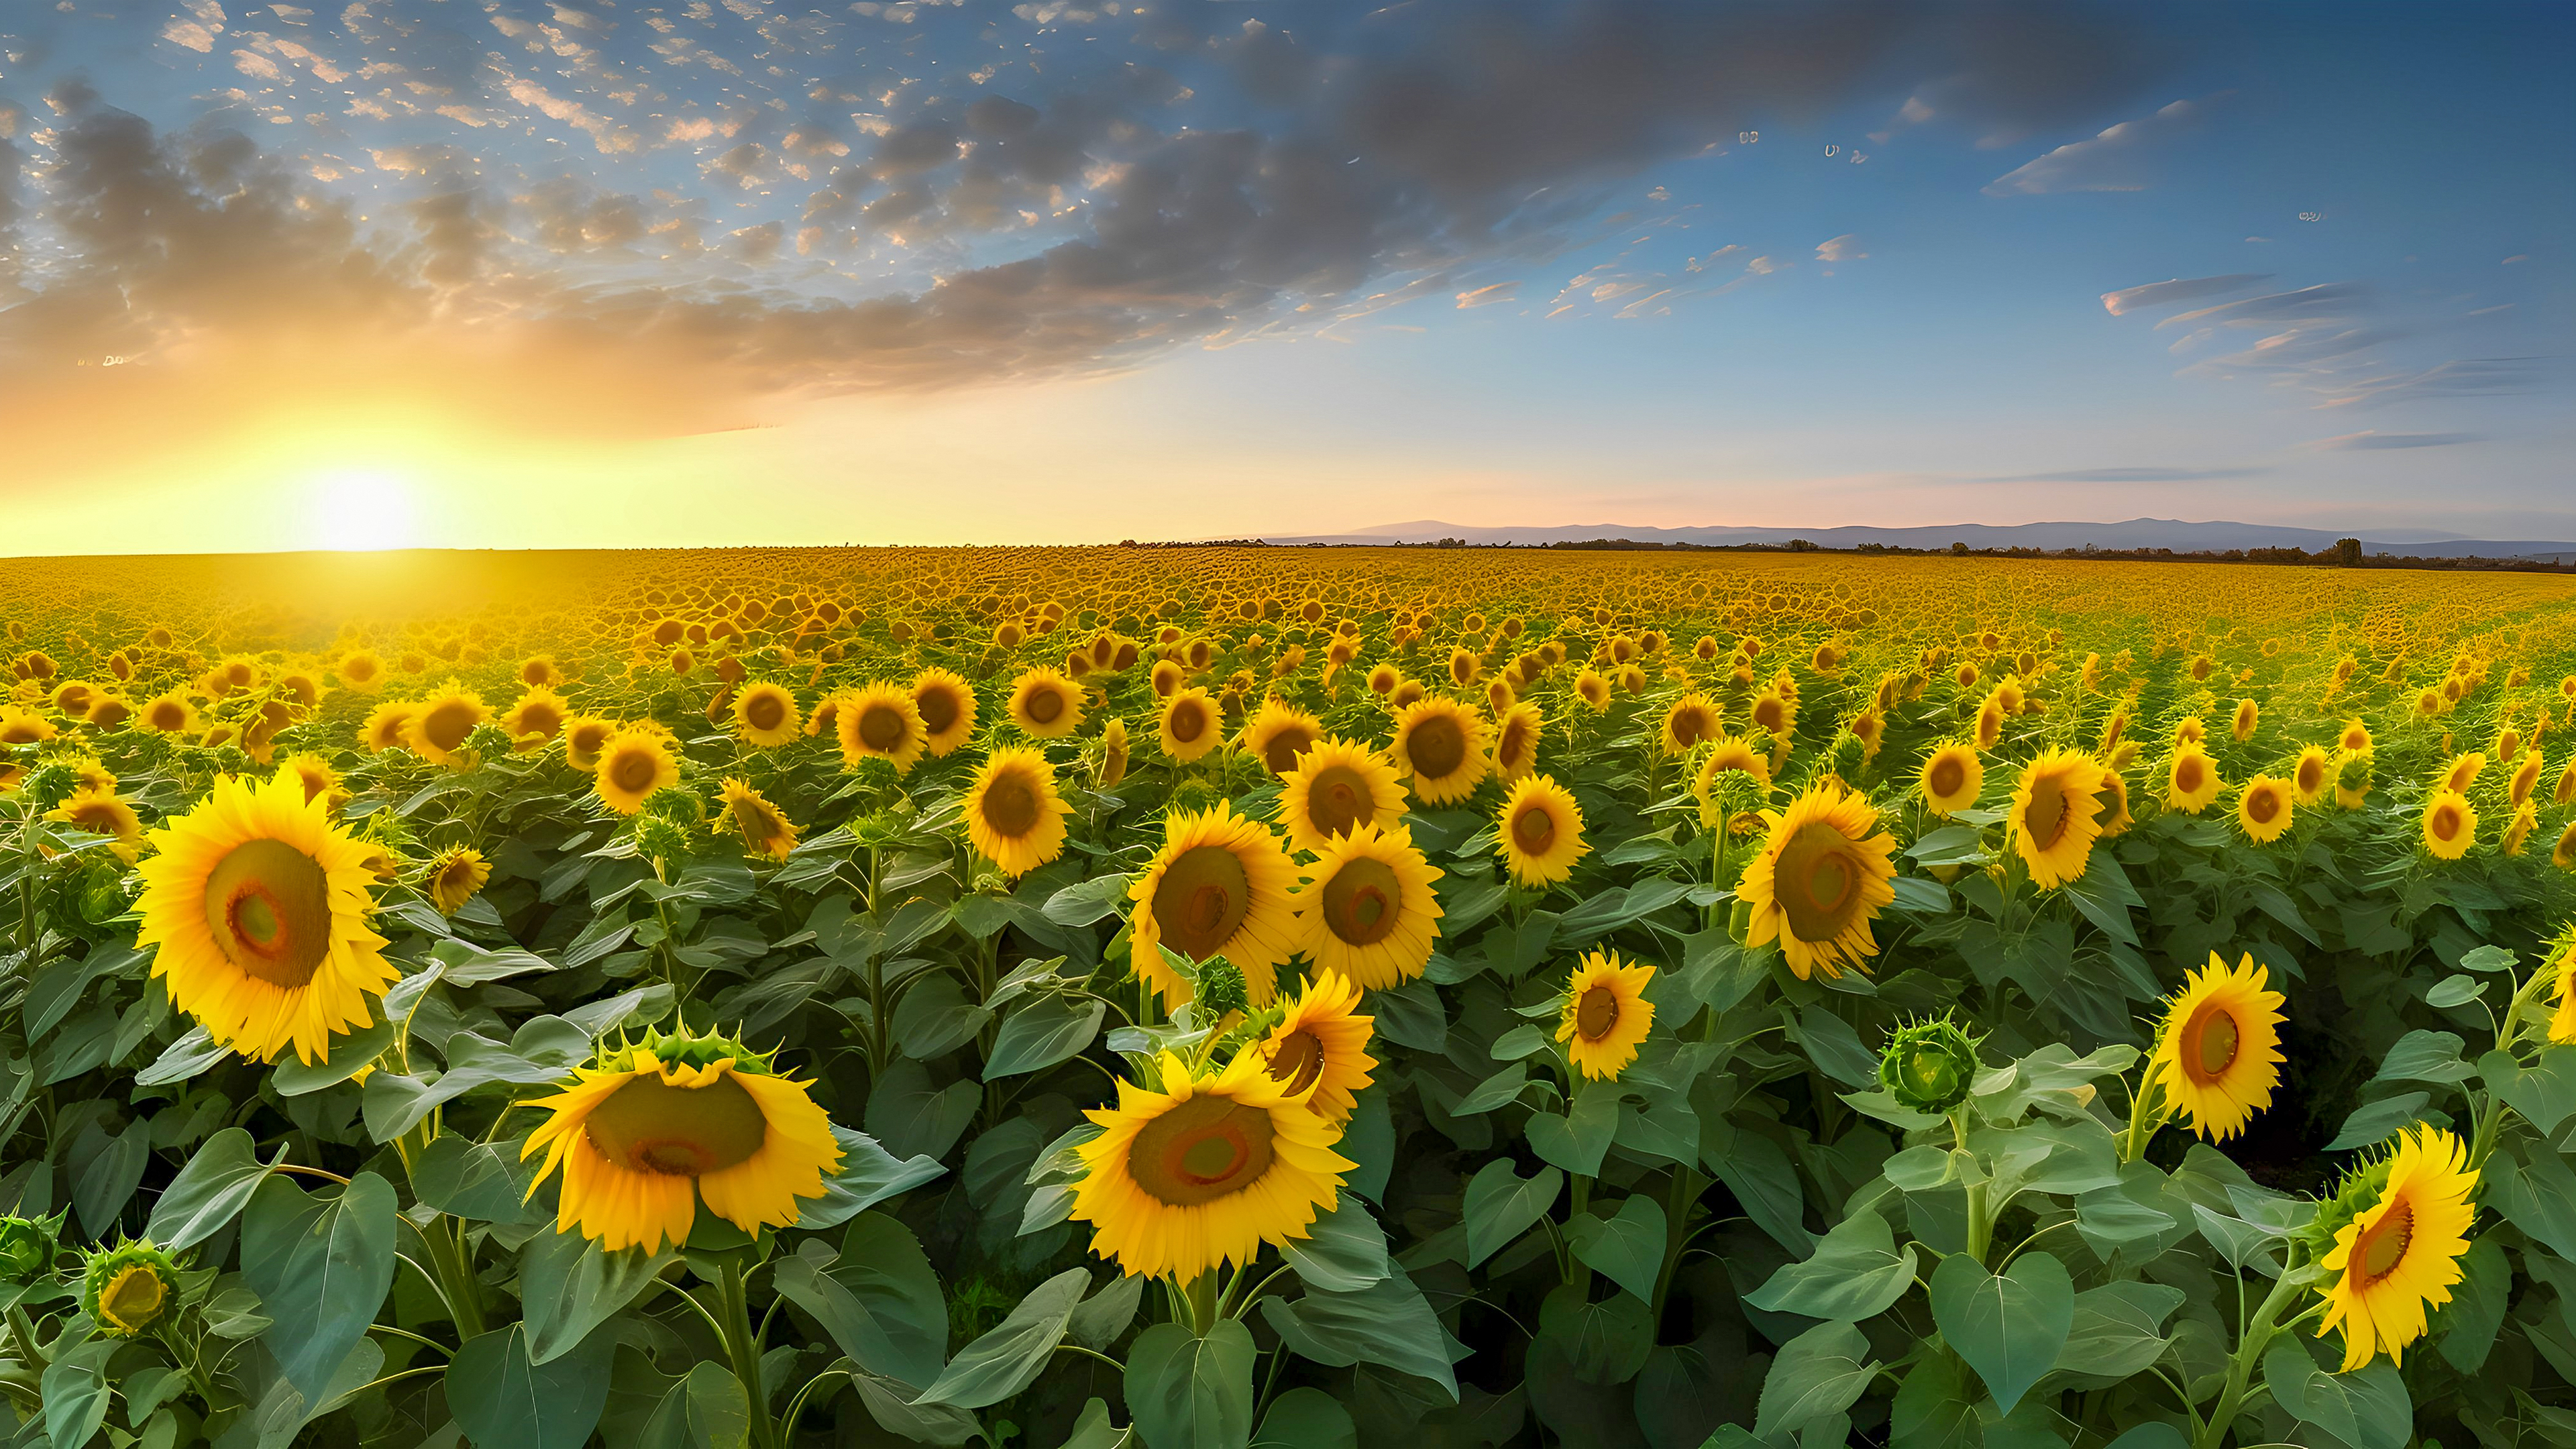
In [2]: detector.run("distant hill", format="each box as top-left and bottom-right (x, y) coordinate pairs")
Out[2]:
(1255, 517), (2576, 560)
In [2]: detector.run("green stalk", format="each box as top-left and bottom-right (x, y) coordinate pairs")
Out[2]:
(1953, 1109), (1990, 1266)
(718, 1258), (782, 1449)
(2471, 960), (2555, 1170)
(2120, 1064), (2165, 1165)
(2192, 1258), (2308, 1449)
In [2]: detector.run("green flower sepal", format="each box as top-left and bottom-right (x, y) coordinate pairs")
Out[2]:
(1880, 1014), (1986, 1116)
(82, 1238), (184, 1336)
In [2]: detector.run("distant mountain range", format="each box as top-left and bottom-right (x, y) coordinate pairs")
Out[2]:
(1255, 517), (2576, 561)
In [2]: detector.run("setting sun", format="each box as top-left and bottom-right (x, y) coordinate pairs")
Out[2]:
(308, 468), (419, 551)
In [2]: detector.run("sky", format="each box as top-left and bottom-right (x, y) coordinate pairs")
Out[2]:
(0, 0), (2567, 553)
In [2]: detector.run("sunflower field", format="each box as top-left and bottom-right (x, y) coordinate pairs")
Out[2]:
(5, 546), (2576, 1449)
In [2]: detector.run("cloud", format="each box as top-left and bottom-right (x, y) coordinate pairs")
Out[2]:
(1454, 281), (1518, 308)
(1815, 234), (1866, 263)
(2100, 273), (2268, 315)
(1984, 95), (2217, 196)
(1972, 466), (2268, 484)
(2306, 431), (2483, 450)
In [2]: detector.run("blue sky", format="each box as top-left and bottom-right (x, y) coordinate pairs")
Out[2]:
(0, 1), (2566, 551)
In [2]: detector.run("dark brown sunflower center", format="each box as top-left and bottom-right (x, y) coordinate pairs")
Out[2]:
(1512, 803), (1557, 856)
(151, 702), (186, 730)
(734, 798), (784, 842)
(439, 859), (476, 892)
(1303, 765), (1372, 839)
(1322, 857), (1402, 946)
(423, 702), (477, 753)
(1169, 701), (1207, 743)
(610, 749), (661, 794)
(571, 724), (610, 757)
(519, 703), (564, 736)
(745, 693), (787, 731)
(584, 1071), (768, 1177)
(2357, 1200), (2413, 1283)
(2432, 804), (2462, 839)
(1929, 756), (1966, 798)
(1026, 688), (1065, 724)
(1128, 1093), (1276, 1206)
(202, 838), (334, 988)
(1671, 708), (1711, 748)
(2183, 1006), (2239, 1083)
(2176, 757), (2205, 794)
(2298, 758), (2324, 794)
(857, 704), (906, 751)
(979, 773), (1042, 837)
(1153, 845), (1249, 957)
(1754, 698), (1786, 733)
(1267, 1030), (1325, 1095)
(1498, 720), (1533, 769)
(2023, 777), (2070, 850)
(1575, 985), (1619, 1041)
(68, 802), (124, 835)
(1407, 716), (1466, 780)
(1776, 822), (1862, 943)
(916, 687), (959, 734)
(1263, 726), (1316, 776)
(2247, 787), (2281, 824)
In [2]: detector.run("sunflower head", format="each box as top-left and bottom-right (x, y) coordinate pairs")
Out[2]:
(1293, 822), (1444, 991)
(2009, 749), (2106, 888)
(0, 1214), (58, 1281)
(1919, 743), (1982, 816)
(2313, 1125), (2478, 1373)
(734, 681), (803, 747)
(1736, 782), (1899, 980)
(717, 778), (800, 861)
(965, 747), (1072, 879)
(1254, 973), (1376, 1122)
(2421, 790), (2477, 860)
(1556, 950), (1656, 1081)
(1008, 667), (1084, 739)
(1879, 1014), (1984, 1115)
(1497, 774), (1588, 888)
(1130, 803), (1299, 1012)
(83, 1239), (182, 1336)
(837, 683), (926, 772)
(426, 845), (491, 916)
(594, 729), (681, 816)
(1276, 737), (1407, 856)
(2236, 774), (2294, 844)
(1390, 697), (1487, 805)
(2149, 952), (2286, 1141)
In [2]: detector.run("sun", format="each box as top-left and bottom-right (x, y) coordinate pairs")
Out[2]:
(309, 468), (421, 551)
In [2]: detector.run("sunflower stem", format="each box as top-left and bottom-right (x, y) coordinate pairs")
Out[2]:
(717, 1257), (782, 1449)
(2193, 1253), (2308, 1449)
(1951, 1109), (1991, 1266)
(1183, 1272), (1220, 1336)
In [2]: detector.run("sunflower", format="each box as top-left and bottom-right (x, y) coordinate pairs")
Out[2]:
(2292, 745), (2332, 804)
(521, 1027), (844, 1253)
(716, 778), (801, 861)
(1292, 824), (1443, 991)
(2148, 953), (2285, 1141)
(2233, 774), (2294, 845)
(1008, 667), (1084, 739)
(1919, 743), (1982, 816)
(964, 747), (1071, 879)
(837, 682), (926, 773)
(2316, 1126), (2477, 1373)
(276, 753), (342, 808)
(594, 730), (680, 815)
(49, 788), (144, 865)
(2508, 749), (2542, 806)
(733, 682), (802, 748)
(1130, 804), (1299, 1012)
(1574, 670), (1611, 710)
(1389, 698), (1487, 805)
(1690, 735), (1774, 827)
(1240, 700), (1324, 777)
(335, 651), (386, 692)
(1660, 693), (1721, 757)
(1737, 782), (1898, 981)
(1974, 699), (2006, 751)
(2164, 743), (2222, 814)
(2231, 698), (2259, 741)
(1750, 690), (1794, 739)
(1497, 774), (1587, 888)
(2557, 819), (2576, 871)
(83, 1240), (182, 1336)
(2421, 790), (2476, 860)
(564, 715), (616, 770)
(1159, 688), (1223, 764)
(1276, 738), (1408, 856)
(1254, 973), (1376, 1122)
(405, 688), (489, 767)
(2008, 750), (2106, 888)
(1069, 1049), (1354, 1282)
(361, 701), (415, 755)
(502, 686), (571, 745)
(2096, 767), (2133, 837)
(1491, 701), (1544, 780)
(133, 771), (396, 1064)
(426, 846), (490, 916)
(139, 693), (197, 735)
(1100, 717), (1130, 789)
(2340, 718), (2373, 753)
(2502, 801), (2536, 857)
(2440, 753), (2485, 795)
(1556, 950), (1656, 1081)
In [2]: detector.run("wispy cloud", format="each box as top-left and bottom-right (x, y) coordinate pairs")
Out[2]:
(1970, 466), (2267, 484)
(2306, 431), (2483, 450)
(2100, 273), (2269, 316)
(1984, 95), (2221, 197)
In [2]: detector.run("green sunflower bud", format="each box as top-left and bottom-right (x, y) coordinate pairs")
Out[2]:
(2337, 752), (2373, 794)
(83, 1238), (182, 1336)
(21, 761), (78, 812)
(0, 1215), (56, 1281)
(463, 722), (515, 759)
(643, 786), (705, 824)
(1879, 1014), (1984, 1115)
(1193, 956), (1249, 1021)
(634, 814), (694, 871)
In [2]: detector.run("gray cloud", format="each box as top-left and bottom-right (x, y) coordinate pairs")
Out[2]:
(2306, 431), (2483, 450)
(2099, 273), (2268, 316)
(1973, 466), (2268, 484)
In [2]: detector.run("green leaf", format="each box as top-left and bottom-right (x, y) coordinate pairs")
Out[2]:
(1462, 1159), (1562, 1267)
(846, 1365), (981, 1446)
(1449, 1063), (1531, 1115)
(1566, 1195), (1668, 1304)
(1927, 1248), (2074, 1415)
(2436, 1236), (2510, 1373)
(1281, 1196), (1390, 1293)
(1887, 1352), (1978, 1449)
(1707, 1126), (1811, 1253)
(133, 1026), (229, 1087)
(145, 1127), (279, 1251)
(800, 1124), (949, 1228)
(1744, 1208), (1917, 1322)
(1795, 1006), (1880, 1089)
(1537, 1281), (1654, 1385)
(1063, 1398), (1135, 1449)
(1069, 1271), (1144, 1349)
(67, 1115), (150, 1240)
(518, 1230), (678, 1366)
(2373, 1029), (2473, 1085)
(413, 1132), (543, 1224)
(2426, 975), (2484, 1008)
(2480, 1046), (2576, 1135)
(239, 1171), (397, 1400)
(2326, 1091), (2432, 1150)
(916, 1266), (1089, 1409)
(637, 1361), (751, 1449)
(862, 1059), (981, 1162)
(41, 1339), (115, 1449)
(2459, 944), (2518, 973)
(447, 1322), (615, 1449)
(2102, 1427), (2188, 1449)
(269, 1011), (396, 1095)
(771, 1216), (947, 1388)
(2261, 1340), (2410, 1449)
(891, 975), (993, 1061)
(2054, 1281), (2182, 1380)
(983, 994), (1106, 1079)
(1254, 1263), (1459, 1397)
(1250, 1387), (1356, 1449)
(1525, 1081), (1618, 1178)
(1124, 1320), (1256, 1449)
(1044, 872), (1132, 926)
(1754, 1320), (1878, 1439)
(2488, 1148), (2576, 1260)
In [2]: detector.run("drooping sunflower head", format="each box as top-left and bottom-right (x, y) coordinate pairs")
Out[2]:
(1159, 687), (1223, 764)
(2546, 926), (2576, 1044)
(2231, 698), (2259, 741)
(83, 1240), (182, 1336)
(594, 729), (682, 816)
(1130, 803), (1299, 1012)
(2508, 749), (2542, 806)
(964, 747), (1071, 879)
(2235, 774), (2294, 845)
(2291, 745), (2332, 804)
(405, 688), (490, 767)
(500, 686), (571, 747)
(2440, 752), (2485, 796)
(1919, 743), (1983, 816)
(361, 700), (416, 755)
(2149, 952), (2286, 1141)
(1737, 781), (1899, 981)
(2420, 789), (2477, 860)
(1497, 773), (1589, 889)
(336, 650), (385, 691)
(1008, 667), (1085, 739)
(2009, 749), (2106, 888)
(2341, 718), (2373, 753)
(716, 778), (801, 861)
(1492, 700), (1544, 780)
(1879, 1014), (1984, 1116)
(49, 788), (145, 865)
(1240, 700), (1323, 778)
(733, 681), (803, 748)
(564, 715), (616, 770)
(910, 667), (979, 756)
(1660, 693), (1721, 757)
(140, 692), (197, 735)
(1255, 971), (1377, 1122)
(1099, 716), (1130, 788)
(2503, 800), (2538, 856)
(521, 1025), (845, 1253)
(1276, 737), (1408, 856)
(134, 770), (397, 1064)
(1574, 669), (1611, 710)
(1556, 950), (1656, 1081)
(837, 682), (926, 773)
(2314, 1125), (2477, 1373)
(425, 845), (491, 916)
(1069, 1049), (1354, 1281)
(1293, 822), (1444, 991)
(1390, 697), (1488, 805)
(2164, 743), (2223, 814)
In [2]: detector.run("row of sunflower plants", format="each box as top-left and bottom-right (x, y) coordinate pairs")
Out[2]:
(3, 599), (2576, 1449)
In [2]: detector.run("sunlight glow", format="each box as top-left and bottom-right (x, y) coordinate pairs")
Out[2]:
(309, 468), (419, 551)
